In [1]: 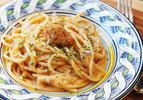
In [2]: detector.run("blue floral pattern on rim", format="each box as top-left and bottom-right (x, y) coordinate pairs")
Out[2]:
(0, 0), (142, 100)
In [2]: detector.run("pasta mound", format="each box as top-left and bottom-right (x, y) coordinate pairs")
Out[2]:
(1, 12), (107, 92)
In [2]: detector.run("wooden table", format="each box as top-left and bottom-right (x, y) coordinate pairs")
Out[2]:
(0, 0), (143, 100)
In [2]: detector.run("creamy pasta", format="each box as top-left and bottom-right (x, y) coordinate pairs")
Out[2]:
(1, 12), (107, 92)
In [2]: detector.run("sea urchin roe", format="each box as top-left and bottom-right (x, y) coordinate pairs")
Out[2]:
(42, 24), (75, 47)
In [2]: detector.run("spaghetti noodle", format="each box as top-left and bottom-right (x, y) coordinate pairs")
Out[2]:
(1, 12), (107, 92)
